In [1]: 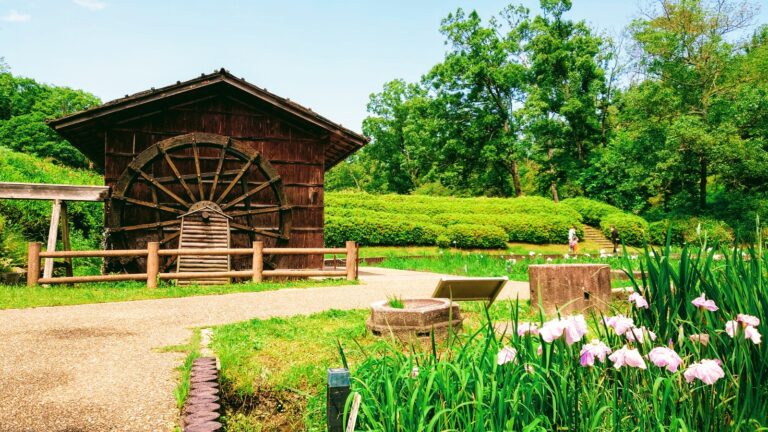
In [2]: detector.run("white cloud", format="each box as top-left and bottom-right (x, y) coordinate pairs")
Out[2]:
(73, 0), (106, 11)
(2, 10), (31, 22)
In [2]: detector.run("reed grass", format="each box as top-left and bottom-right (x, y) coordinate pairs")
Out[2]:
(345, 243), (768, 430)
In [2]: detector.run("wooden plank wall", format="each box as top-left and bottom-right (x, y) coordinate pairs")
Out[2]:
(103, 95), (326, 270)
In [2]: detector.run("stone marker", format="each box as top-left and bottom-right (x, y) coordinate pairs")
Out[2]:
(528, 264), (611, 314)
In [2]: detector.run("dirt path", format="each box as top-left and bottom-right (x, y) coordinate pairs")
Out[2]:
(0, 268), (528, 431)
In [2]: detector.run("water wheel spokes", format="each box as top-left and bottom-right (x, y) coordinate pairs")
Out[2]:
(106, 132), (291, 274)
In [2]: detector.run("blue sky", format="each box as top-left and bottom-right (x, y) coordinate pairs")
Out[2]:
(1, 1), (766, 132)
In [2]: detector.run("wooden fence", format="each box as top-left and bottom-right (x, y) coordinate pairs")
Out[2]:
(27, 241), (358, 287)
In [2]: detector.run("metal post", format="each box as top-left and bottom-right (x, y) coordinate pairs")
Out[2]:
(327, 368), (350, 432)
(345, 241), (357, 281)
(27, 242), (41, 287)
(252, 241), (263, 282)
(146, 242), (159, 289)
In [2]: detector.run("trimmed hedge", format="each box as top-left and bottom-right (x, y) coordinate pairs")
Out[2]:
(649, 218), (734, 245)
(561, 198), (622, 226)
(600, 213), (649, 246)
(431, 213), (581, 244)
(436, 224), (508, 249)
(324, 216), (444, 247)
(326, 192), (582, 221)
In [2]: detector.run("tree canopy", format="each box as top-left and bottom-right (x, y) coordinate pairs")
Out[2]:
(327, 0), (768, 235)
(0, 59), (101, 169)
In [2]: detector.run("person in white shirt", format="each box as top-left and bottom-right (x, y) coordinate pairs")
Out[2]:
(568, 226), (577, 253)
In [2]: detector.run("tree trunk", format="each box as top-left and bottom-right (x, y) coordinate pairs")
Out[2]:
(550, 182), (560, 203)
(512, 160), (522, 197)
(699, 157), (707, 211)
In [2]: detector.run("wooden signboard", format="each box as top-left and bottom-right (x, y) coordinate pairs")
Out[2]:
(432, 276), (508, 307)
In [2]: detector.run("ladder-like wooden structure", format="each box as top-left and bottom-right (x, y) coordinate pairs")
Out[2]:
(176, 202), (231, 285)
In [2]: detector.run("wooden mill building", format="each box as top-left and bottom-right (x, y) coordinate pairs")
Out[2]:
(48, 69), (367, 273)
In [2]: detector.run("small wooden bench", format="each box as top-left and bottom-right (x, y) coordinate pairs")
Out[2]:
(432, 276), (508, 307)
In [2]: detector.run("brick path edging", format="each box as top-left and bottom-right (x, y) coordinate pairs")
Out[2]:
(182, 357), (222, 432)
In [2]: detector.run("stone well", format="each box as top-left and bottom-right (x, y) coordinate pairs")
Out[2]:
(366, 298), (463, 339)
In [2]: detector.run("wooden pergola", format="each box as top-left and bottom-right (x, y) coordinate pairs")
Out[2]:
(0, 182), (109, 279)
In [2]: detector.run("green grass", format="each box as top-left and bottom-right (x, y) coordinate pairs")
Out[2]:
(365, 251), (633, 282)
(0, 278), (357, 310)
(387, 296), (405, 309)
(211, 301), (533, 431)
(162, 329), (202, 409)
(349, 242), (643, 259)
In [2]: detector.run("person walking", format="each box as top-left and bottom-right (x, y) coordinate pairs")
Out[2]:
(570, 235), (580, 254)
(568, 225), (577, 253)
(610, 225), (620, 254)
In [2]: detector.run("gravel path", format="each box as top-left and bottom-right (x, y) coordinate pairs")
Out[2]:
(0, 268), (528, 431)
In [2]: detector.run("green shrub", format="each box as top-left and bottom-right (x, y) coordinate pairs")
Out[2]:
(0, 148), (102, 241)
(324, 216), (444, 247)
(650, 218), (734, 245)
(438, 224), (507, 249)
(600, 213), (649, 246)
(649, 220), (687, 245)
(326, 192), (582, 221)
(432, 213), (582, 244)
(561, 197), (622, 226)
(325, 192), (586, 245)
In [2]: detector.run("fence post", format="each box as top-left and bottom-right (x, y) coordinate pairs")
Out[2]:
(27, 242), (41, 287)
(327, 368), (350, 432)
(345, 241), (357, 281)
(252, 241), (264, 283)
(146, 242), (159, 289)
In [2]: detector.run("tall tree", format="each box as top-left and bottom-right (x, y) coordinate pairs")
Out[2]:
(360, 79), (434, 194)
(630, 0), (758, 210)
(426, 6), (530, 196)
(522, 0), (606, 201)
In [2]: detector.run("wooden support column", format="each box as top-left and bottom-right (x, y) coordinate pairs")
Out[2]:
(146, 242), (159, 289)
(60, 201), (73, 278)
(346, 241), (358, 281)
(43, 199), (63, 281)
(27, 242), (41, 287)
(252, 241), (263, 282)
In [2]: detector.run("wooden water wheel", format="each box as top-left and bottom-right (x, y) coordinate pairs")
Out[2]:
(106, 132), (291, 273)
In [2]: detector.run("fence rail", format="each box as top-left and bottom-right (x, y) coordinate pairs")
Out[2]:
(27, 241), (358, 287)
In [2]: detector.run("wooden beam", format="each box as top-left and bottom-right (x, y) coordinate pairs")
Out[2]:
(0, 182), (109, 202)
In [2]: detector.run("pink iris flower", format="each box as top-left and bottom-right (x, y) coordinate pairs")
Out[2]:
(726, 319), (762, 345)
(691, 293), (719, 312)
(684, 359), (725, 385)
(737, 314), (760, 327)
(497, 346), (517, 365)
(625, 326), (657, 344)
(579, 339), (612, 367)
(648, 347), (683, 372)
(540, 315), (588, 346)
(517, 322), (539, 337)
(745, 326), (762, 344)
(603, 315), (635, 336)
(628, 292), (649, 309)
(608, 345), (647, 370)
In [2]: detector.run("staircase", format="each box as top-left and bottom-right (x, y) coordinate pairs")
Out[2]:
(582, 225), (615, 252)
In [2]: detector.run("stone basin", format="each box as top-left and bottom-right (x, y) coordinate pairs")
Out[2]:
(366, 298), (463, 339)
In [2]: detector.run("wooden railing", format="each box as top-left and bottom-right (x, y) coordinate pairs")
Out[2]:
(27, 241), (358, 287)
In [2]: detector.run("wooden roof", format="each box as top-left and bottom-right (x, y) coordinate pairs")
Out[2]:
(47, 69), (368, 170)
